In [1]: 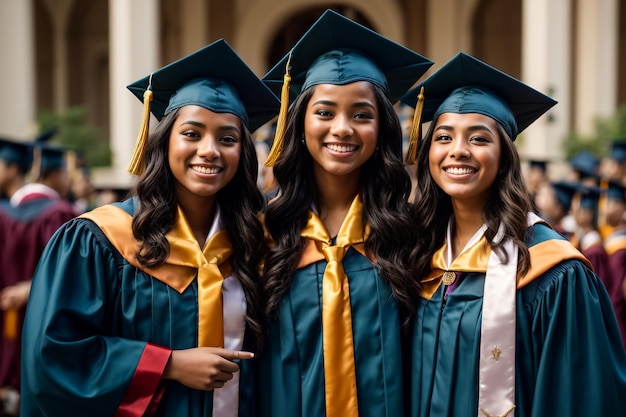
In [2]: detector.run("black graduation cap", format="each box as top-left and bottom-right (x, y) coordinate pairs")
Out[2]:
(608, 139), (626, 164)
(0, 137), (33, 171)
(528, 159), (548, 173)
(607, 180), (626, 202)
(127, 39), (280, 175)
(569, 150), (599, 179)
(577, 184), (602, 211)
(34, 128), (66, 171)
(262, 9), (433, 167)
(400, 52), (557, 141)
(551, 181), (579, 212)
(262, 9), (433, 104)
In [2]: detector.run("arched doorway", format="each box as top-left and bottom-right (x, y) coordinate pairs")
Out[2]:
(265, 5), (374, 70)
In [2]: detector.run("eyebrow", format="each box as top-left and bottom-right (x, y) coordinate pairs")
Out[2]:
(179, 120), (241, 134)
(311, 100), (377, 110)
(435, 124), (494, 134)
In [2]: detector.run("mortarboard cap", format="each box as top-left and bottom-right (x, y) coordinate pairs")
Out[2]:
(400, 52), (557, 142)
(262, 8), (433, 166)
(126, 39), (280, 175)
(607, 180), (626, 202)
(550, 181), (579, 212)
(569, 150), (599, 179)
(577, 184), (602, 213)
(608, 139), (626, 164)
(0, 137), (33, 171)
(30, 127), (79, 181)
(528, 159), (548, 172)
(38, 144), (67, 171)
(263, 9), (433, 103)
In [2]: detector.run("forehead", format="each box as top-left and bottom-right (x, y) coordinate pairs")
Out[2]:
(308, 81), (378, 103)
(434, 112), (500, 130)
(174, 105), (243, 127)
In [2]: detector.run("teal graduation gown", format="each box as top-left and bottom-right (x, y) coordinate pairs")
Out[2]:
(20, 199), (257, 417)
(409, 222), (626, 416)
(258, 247), (404, 417)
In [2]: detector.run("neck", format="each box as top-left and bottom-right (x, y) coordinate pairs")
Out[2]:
(451, 199), (485, 257)
(314, 170), (360, 238)
(178, 196), (216, 246)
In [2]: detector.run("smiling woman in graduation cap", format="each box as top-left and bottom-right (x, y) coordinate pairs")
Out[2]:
(258, 9), (432, 417)
(402, 52), (626, 417)
(20, 39), (279, 417)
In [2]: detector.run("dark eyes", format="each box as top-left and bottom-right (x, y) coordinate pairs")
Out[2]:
(181, 130), (238, 143)
(433, 134), (489, 143)
(314, 110), (375, 119)
(220, 136), (238, 144)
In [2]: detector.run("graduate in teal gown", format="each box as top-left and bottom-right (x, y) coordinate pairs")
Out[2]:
(20, 40), (279, 416)
(401, 52), (626, 417)
(258, 10), (432, 417)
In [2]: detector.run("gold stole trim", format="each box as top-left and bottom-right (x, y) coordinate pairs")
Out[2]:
(419, 236), (591, 300)
(80, 204), (233, 347)
(605, 234), (626, 255)
(298, 195), (367, 417)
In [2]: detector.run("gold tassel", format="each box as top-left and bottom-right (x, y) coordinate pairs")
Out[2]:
(265, 52), (292, 167)
(30, 145), (42, 182)
(405, 86), (425, 165)
(598, 177), (611, 237)
(66, 150), (77, 181)
(128, 76), (154, 175)
(4, 309), (17, 340)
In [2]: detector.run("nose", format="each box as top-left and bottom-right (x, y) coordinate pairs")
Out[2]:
(449, 138), (470, 159)
(330, 114), (353, 138)
(197, 136), (220, 160)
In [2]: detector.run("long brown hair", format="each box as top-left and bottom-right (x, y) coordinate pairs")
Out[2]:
(131, 108), (266, 349)
(410, 119), (533, 281)
(262, 83), (422, 325)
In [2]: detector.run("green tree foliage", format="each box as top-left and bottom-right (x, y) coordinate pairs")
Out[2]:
(562, 105), (626, 160)
(36, 107), (111, 168)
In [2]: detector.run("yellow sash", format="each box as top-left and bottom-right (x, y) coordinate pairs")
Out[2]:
(81, 204), (232, 348)
(298, 195), (367, 417)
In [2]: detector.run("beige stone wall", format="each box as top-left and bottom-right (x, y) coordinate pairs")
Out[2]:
(0, 0), (623, 187)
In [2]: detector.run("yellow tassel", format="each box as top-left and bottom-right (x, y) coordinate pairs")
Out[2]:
(128, 82), (154, 175)
(598, 177), (610, 235)
(66, 150), (77, 181)
(265, 52), (292, 167)
(405, 86), (425, 165)
(4, 309), (17, 340)
(30, 145), (42, 182)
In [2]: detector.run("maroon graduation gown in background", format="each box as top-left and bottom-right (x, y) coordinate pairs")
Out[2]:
(0, 193), (77, 391)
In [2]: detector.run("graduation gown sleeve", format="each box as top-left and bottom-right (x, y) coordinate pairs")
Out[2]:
(20, 217), (172, 417)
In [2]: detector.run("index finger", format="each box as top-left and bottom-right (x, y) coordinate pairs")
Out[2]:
(223, 350), (254, 361)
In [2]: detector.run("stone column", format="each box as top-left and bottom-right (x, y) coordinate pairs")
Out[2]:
(573, 0), (619, 136)
(520, 0), (572, 166)
(100, 0), (159, 188)
(0, 0), (36, 139)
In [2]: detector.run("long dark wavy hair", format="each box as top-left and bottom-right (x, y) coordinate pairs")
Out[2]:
(262, 83), (422, 326)
(410, 120), (533, 281)
(131, 108), (266, 349)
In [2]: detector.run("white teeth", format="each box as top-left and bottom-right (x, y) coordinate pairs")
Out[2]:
(445, 167), (474, 175)
(193, 166), (221, 174)
(326, 143), (358, 153)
